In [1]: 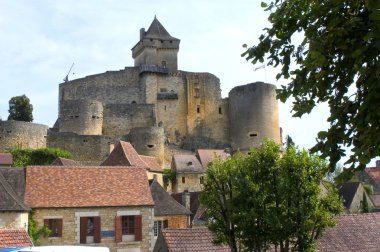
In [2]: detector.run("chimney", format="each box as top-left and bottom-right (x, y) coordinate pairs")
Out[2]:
(376, 160), (380, 167)
(140, 28), (145, 40)
(182, 190), (191, 210)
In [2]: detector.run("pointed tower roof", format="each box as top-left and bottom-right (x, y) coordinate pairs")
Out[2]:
(143, 16), (179, 40)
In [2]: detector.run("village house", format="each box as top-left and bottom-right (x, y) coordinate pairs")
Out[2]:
(0, 167), (30, 229)
(24, 166), (155, 252)
(101, 141), (163, 186)
(338, 181), (373, 213)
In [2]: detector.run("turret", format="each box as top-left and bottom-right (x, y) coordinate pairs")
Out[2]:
(131, 16), (180, 73)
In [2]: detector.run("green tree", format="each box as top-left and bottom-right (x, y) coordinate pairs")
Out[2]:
(8, 94), (34, 122)
(201, 140), (342, 252)
(10, 148), (72, 167)
(242, 1), (380, 171)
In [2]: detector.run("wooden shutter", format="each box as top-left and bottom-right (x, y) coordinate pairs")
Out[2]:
(134, 215), (142, 241)
(115, 216), (122, 242)
(93, 216), (101, 243)
(79, 217), (87, 244)
(57, 219), (63, 237)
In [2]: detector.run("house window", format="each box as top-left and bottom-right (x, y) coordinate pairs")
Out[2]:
(154, 220), (169, 236)
(115, 215), (142, 242)
(44, 219), (63, 237)
(79, 216), (101, 244)
(160, 88), (167, 92)
(182, 177), (186, 183)
(200, 176), (204, 184)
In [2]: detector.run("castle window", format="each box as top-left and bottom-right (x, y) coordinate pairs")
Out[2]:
(75, 115), (79, 118)
(150, 38), (153, 42)
(197, 105), (200, 113)
(160, 40), (163, 43)
(160, 88), (167, 92)
(164, 105), (167, 111)
(249, 133), (258, 137)
(83, 139), (88, 143)
(92, 115), (96, 119)
(170, 40), (173, 43)
(194, 88), (200, 98)
(219, 107), (222, 114)
(147, 144), (155, 148)
(131, 101), (137, 104)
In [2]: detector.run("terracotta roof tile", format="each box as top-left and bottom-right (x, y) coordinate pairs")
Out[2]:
(196, 149), (229, 168)
(160, 228), (230, 251)
(140, 155), (162, 172)
(0, 228), (32, 248)
(0, 153), (12, 166)
(50, 157), (78, 166)
(150, 180), (191, 216)
(317, 213), (380, 251)
(172, 155), (204, 173)
(25, 166), (154, 208)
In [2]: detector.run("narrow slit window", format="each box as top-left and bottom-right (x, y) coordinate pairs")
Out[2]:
(219, 107), (222, 114)
(197, 105), (200, 113)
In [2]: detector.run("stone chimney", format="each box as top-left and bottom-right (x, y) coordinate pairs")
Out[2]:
(182, 190), (191, 210)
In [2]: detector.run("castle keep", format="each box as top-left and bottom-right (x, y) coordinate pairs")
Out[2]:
(1, 17), (281, 166)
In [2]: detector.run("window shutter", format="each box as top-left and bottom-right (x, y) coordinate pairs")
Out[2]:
(79, 217), (87, 244)
(93, 216), (101, 243)
(115, 216), (122, 242)
(57, 219), (63, 237)
(134, 215), (142, 241)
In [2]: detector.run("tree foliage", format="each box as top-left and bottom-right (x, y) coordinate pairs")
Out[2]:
(200, 140), (342, 252)
(163, 168), (177, 188)
(28, 210), (51, 246)
(8, 94), (34, 122)
(10, 148), (72, 167)
(243, 0), (380, 170)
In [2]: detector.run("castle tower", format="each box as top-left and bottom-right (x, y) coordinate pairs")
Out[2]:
(131, 16), (180, 72)
(228, 82), (281, 151)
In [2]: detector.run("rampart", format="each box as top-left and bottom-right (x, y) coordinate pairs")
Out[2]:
(0, 120), (49, 151)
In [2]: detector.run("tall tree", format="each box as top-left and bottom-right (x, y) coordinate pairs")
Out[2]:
(242, 1), (380, 170)
(8, 94), (34, 122)
(201, 140), (342, 252)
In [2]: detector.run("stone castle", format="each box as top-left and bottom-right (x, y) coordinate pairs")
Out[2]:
(0, 17), (281, 166)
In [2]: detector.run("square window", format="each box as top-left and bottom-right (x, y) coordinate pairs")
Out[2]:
(182, 177), (186, 183)
(122, 216), (135, 235)
(45, 219), (62, 237)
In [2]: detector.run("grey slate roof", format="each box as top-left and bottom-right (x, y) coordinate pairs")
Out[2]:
(144, 16), (179, 41)
(172, 155), (204, 173)
(149, 179), (191, 216)
(0, 167), (30, 211)
(338, 182), (360, 208)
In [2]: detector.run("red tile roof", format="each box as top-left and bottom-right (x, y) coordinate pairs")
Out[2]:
(196, 149), (229, 168)
(101, 141), (162, 172)
(25, 166), (154, 208)
(51, 157), (78, 166)
(159, 228), (230, 251)
(0, 228), (32, 248)
(0, 153), (12, 166)
(317, 213), (380, 251)
(140, 155), (162, 172)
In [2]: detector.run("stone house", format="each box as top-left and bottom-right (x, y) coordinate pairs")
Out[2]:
(101, 141), (163, 186)
(171, 155), (204, 193)
(149, 180), (191, 247)
(339, 182), (373, 213)
(153, 228), (230, 252)
(0, 167), (30, 229)
(24, 166), (155, 252)
(356, 160), (380, 194)
(0, 153), (12, 168)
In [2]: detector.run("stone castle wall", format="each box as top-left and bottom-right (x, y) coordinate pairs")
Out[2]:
(0, 120), (49, 151)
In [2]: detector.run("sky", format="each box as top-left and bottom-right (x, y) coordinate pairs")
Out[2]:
(1, 0), (362, 165)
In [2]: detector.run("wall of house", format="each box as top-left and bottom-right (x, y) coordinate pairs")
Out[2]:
(174, 173), (204, 193)
(0, 211), (28, 229)
(34, 206), (154, 252)
(347, 185), (374, 213)
(0, 121), (48, 152)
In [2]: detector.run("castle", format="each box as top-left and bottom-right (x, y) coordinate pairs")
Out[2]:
(0, 17), (281, 166)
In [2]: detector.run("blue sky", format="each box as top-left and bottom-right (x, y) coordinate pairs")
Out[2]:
(0, 0), (342, 161)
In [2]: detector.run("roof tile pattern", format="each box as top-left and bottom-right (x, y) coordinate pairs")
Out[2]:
(150, 180), (191, 216)
(0, 228), (32, 248)
(140, 155), (162, 172)
(197, 149), (229, 168)
(172, 155), (204, 173)
(25, 166), (154, 208)
(0, 153), (12, 166)
(160, 228), (230, 252)
(317, 213), (380, 251)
